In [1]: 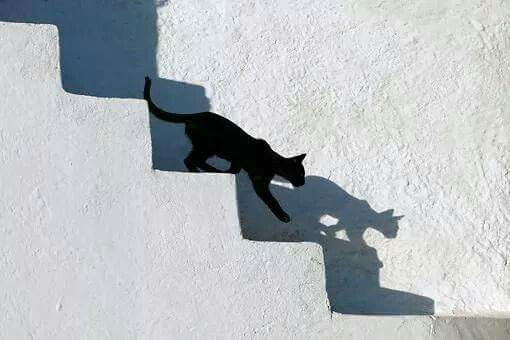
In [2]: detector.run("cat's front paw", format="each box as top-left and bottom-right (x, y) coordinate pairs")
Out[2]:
(278, 212), (291, 223)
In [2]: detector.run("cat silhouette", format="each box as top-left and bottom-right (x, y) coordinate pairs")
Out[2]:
(144, 76), (306, 222)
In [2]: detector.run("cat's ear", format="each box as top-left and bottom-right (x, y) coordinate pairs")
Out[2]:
(291, 153), (306, 163)
(381, 209), (404, 220)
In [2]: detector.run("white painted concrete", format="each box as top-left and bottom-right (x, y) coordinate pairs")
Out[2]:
(0, 1), (510, 338)
(0, 23), (331, 339)
(155, 0), (510, 315)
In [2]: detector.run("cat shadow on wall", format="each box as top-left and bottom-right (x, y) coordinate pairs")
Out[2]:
(237, 174), (435, 315)
(0, 0), (200, 171)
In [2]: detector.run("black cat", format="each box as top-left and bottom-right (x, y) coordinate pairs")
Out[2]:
(144, 76), (305, 222)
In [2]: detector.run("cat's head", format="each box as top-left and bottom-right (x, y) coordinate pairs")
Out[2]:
(279, 153), (306, 187)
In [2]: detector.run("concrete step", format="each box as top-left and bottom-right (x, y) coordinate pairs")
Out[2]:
(0, 22), (330, 339)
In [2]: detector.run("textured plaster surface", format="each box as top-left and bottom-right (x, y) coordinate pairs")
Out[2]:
(0, 5), (510, 340)
(0, 23), (331, 338)
(155, 0), (510, 315)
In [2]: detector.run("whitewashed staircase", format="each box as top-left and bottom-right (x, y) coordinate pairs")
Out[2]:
(0, 23), (508, 339)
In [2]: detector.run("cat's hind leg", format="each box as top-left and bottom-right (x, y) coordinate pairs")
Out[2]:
(184, 149), (201, 172)
(185, 148), (223, 173)
(197, 161), (223, 173)
(226, 162), (241, 174)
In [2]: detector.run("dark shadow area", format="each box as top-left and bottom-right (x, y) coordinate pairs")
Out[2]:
(237, 174), (434, 315)
(148, 77), (210, 171)
(0, 0), (205, 171)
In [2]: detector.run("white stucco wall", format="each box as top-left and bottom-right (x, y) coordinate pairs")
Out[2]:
(0, 23), (331, 338)
(155, 0), (510, 315)
(0, 0), (510, 338)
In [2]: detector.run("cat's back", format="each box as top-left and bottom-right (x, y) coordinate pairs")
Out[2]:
(190, 111), (252, 138)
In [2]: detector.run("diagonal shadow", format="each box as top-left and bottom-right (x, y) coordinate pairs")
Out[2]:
(0, 0), (203, 171)
(237, 174), (434, 315)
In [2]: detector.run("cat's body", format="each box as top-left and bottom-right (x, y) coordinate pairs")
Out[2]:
(144, 76), (305, 222)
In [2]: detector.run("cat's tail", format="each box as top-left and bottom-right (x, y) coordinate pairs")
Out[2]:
(143, 76), (190, 123)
